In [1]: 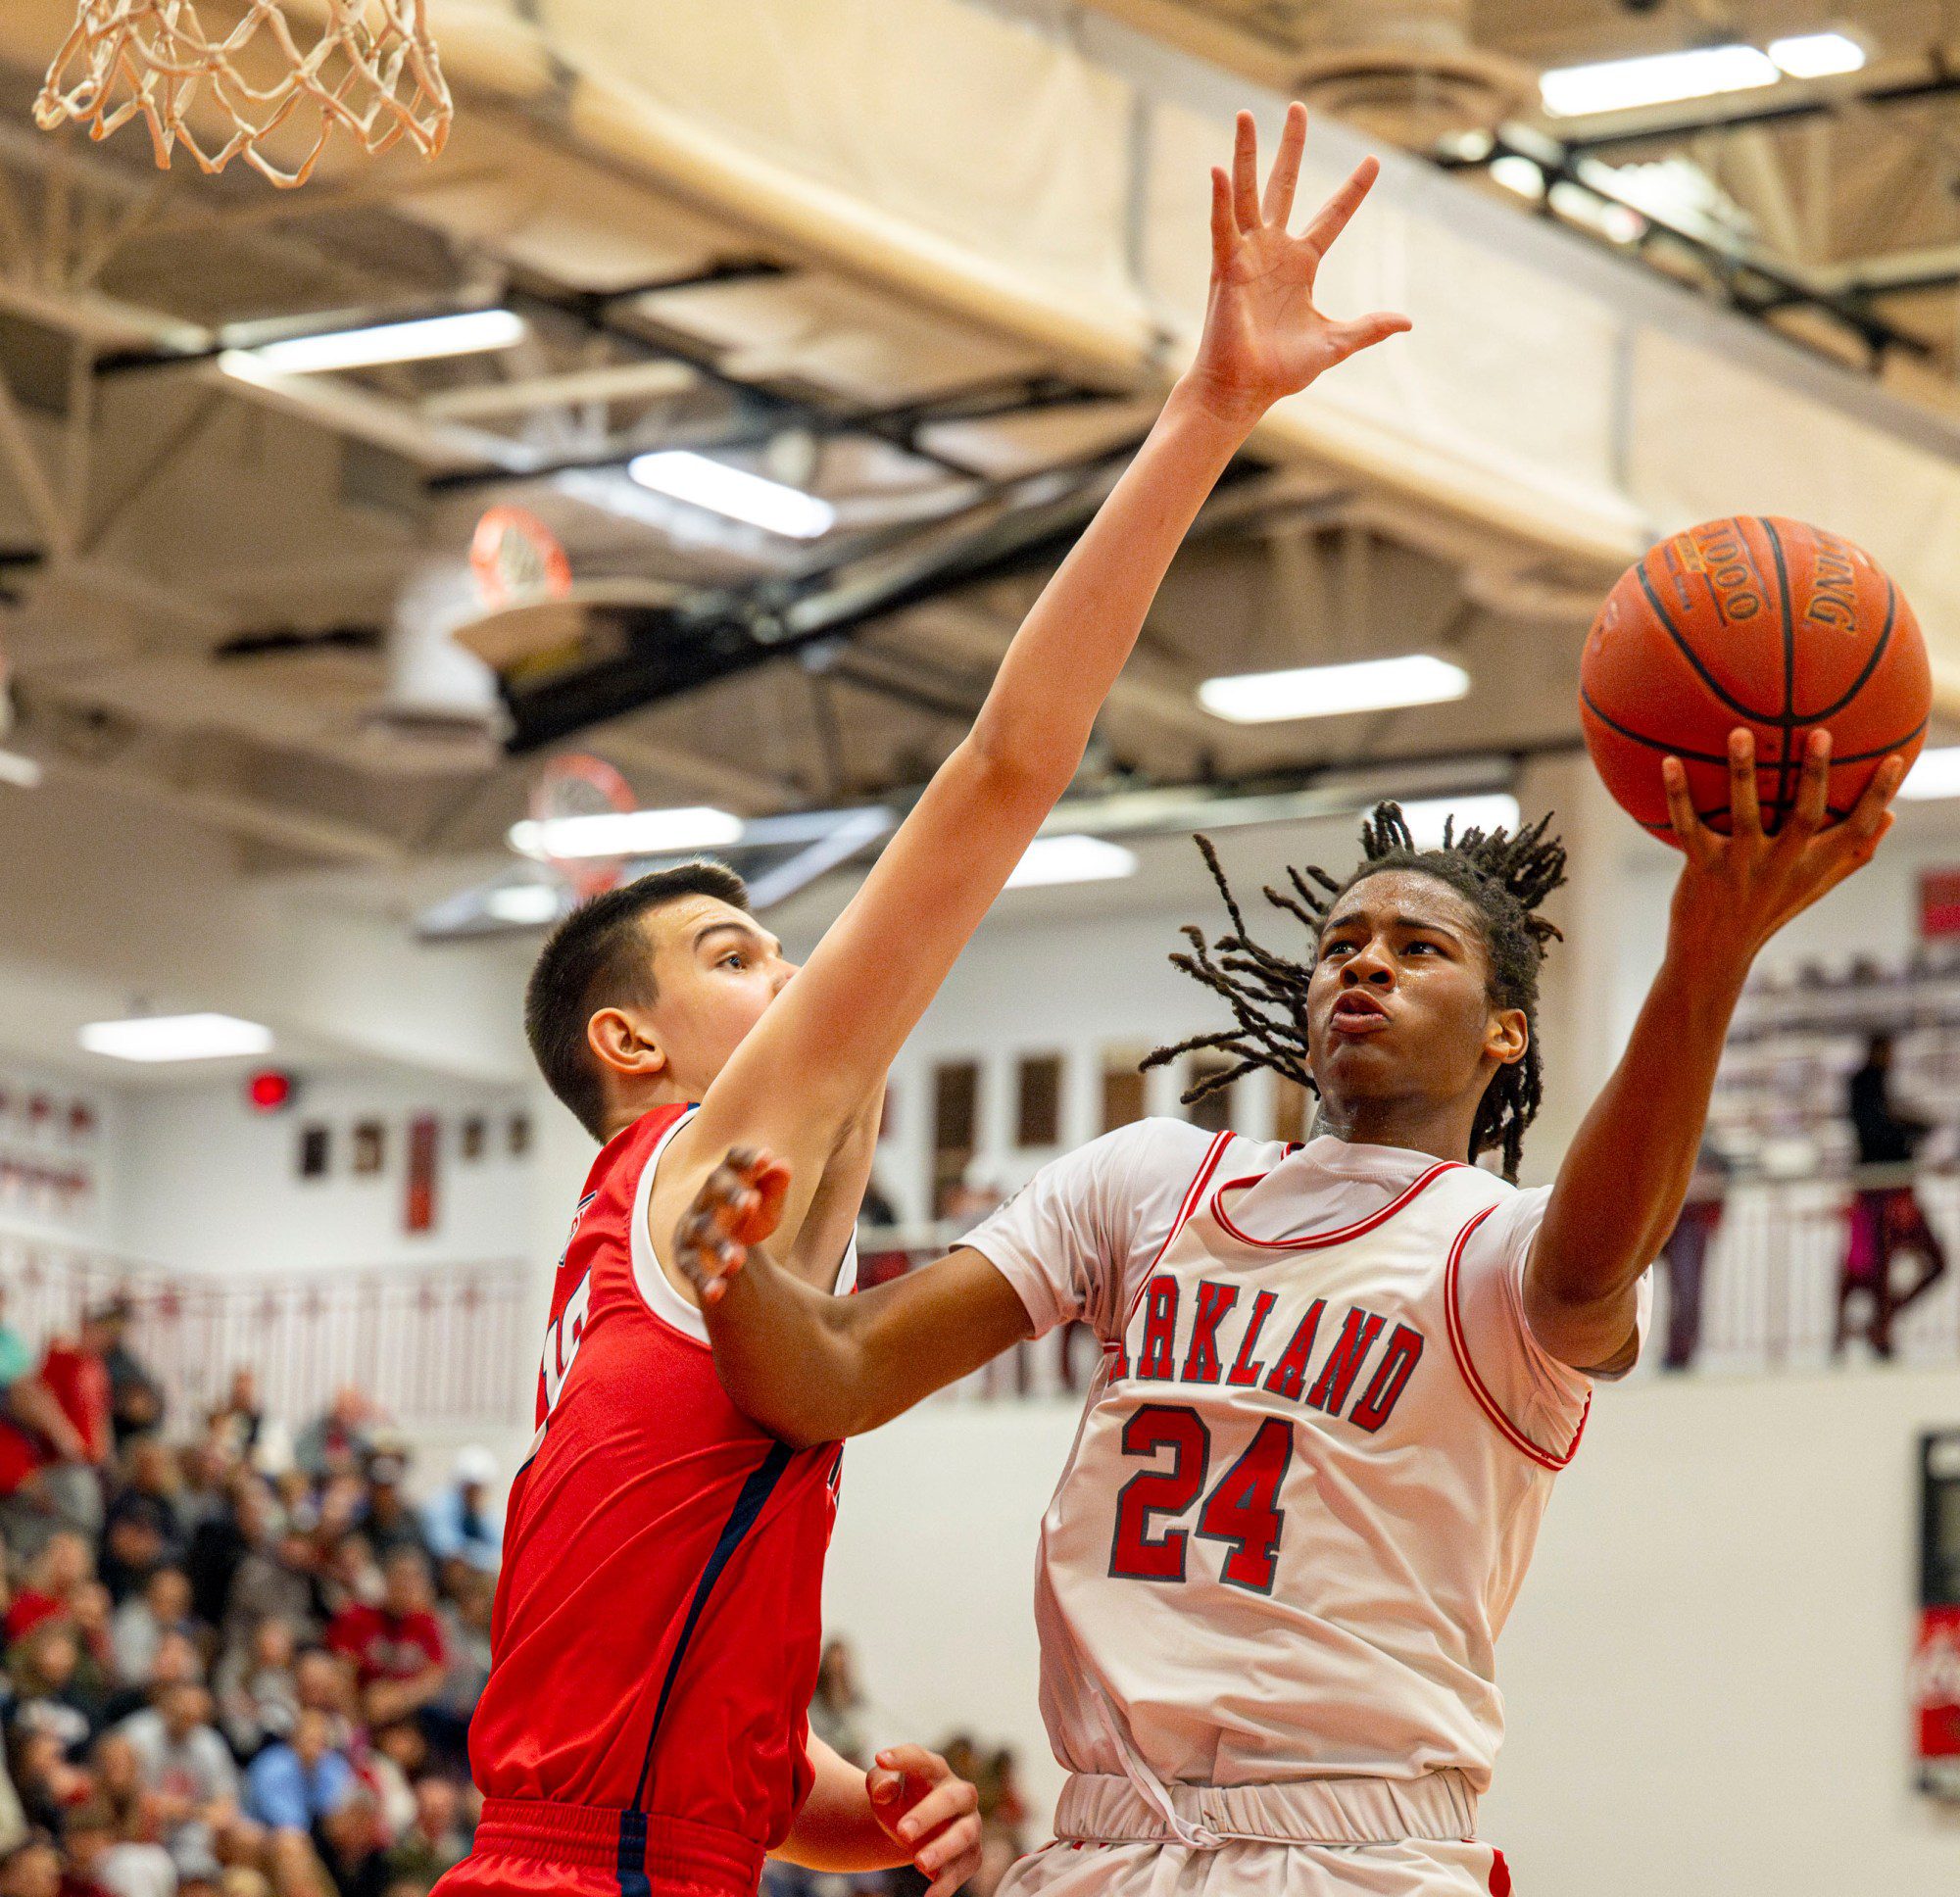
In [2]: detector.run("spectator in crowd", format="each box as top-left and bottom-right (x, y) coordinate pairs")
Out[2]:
(8, 1621), (94, 1762)
(221, 1506), (316, 1650)
(215, 1619), (300, 1761)
(91, 1308), (163, 1454)
(7, 1537), (94, 1645)
(355, 1458), (427, 1567)
(99, 1446), (186, 1604)
(422, 1572), (488, 1774)
(59, 1800), (173, 1897)
(243, 1707), (354, 1835)
(186, 1479), (275, 1635)
(385, 1776), (465, 1888)
(0, 1733), (27, 1856)
(293, 1396), (372, 1485)
(0, 1330), (107, 1563)
(418, 1454), (498, 1579)
(1658, 1142), (1728, 1373)
(0, 1358), (529, 1897)
(325, 1554), (443, 1733)
(206, 1374), (265, 1467)
(1838, 1031), (1950, 1358)
(314, 1786), (387, 1897)
(112, 1680), (250, 1878)
(0, 1836), (60, 1897)
(809, 1639), (868, 1766)
(109, 1572), (193, 1689)
(10, 1730), (87, 1836)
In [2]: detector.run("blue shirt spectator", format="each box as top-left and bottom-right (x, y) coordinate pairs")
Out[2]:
(421, 1446), (501, 1576)
(244, 1709), (355, 1831)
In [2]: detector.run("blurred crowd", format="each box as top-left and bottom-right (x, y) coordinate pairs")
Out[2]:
(0, 1292), (500, 1897)
(762, 1641), (1029, 1897)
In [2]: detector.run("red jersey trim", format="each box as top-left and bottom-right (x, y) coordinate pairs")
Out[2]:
(1120, 1132), (1233, 1329)
(1208, 1157), (1461, 1251)
(1444, 1206), (1588, 1473)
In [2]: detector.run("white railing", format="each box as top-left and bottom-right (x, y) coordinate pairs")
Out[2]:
(0, 1225), (533, 1430)
(861, 1162), (1960, 1392)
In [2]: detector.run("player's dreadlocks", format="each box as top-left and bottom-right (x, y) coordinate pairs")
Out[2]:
(1143, 803), (1569, 1182)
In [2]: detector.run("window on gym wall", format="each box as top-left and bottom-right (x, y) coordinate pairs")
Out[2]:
(1186, 1054), (1237, 1134)
(931, 1059), (979, 1217)
(1101, 1048), (1148, 1133)
(1274, 1077), (1311, 1145)
(1016, 1054), (1062, 1147)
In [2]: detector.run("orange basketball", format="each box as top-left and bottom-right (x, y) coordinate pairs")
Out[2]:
(1580, 516), (1930, 844)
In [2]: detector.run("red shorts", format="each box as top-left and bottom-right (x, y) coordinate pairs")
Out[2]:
(436, 1800), (765, 1897)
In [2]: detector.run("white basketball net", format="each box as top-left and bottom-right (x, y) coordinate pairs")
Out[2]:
(34, 0), (453, 188)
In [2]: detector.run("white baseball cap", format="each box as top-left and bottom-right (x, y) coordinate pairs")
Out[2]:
(454, 1444), (498, 1486)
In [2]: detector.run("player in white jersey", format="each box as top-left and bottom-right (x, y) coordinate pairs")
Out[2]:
(671, 729), (1902, 1895)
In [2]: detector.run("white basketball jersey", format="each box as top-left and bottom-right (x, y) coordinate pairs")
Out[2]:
(968, 1122), (1642, 1802)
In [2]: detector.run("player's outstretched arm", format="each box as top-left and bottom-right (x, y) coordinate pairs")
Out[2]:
(774, 1737), (981, 1897)
(666, 106), (1410, 1270)
(674, 1150), (1033, 1446)
(1526, 729), (1902, 1371)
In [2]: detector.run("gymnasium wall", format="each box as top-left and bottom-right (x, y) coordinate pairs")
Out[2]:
(113, 1070), (532, 1276)
(824, 1367), (1960, 1897)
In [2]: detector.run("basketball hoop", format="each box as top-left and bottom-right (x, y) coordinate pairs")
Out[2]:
(470, 507), (573, 614)
(34, 1), (453, 189)
(524, 753), (638, 901)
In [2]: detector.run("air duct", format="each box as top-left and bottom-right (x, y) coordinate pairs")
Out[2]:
(1293, 0), (1531, 147)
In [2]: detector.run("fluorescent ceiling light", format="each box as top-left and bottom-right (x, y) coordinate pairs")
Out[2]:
(484, 883), (565, 926)
(80, 1012), (273, 1063)
(1006, 835), (1138, 890)
(225, 309), (526, 376)
(1899, 747), (1960, 802)
(1489, 155), (1545, 200)
(509, 805), (745, 861)
(1767, 31), (1865, 78)
(1198, 655), (1470, 726)
(1541, 45), (1779, 118)
(626, 450), (836, 540)
(1397, 794), (1522, 850)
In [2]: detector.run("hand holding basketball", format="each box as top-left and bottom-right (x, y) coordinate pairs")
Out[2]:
(1182, 104), (1411, 428)
(673, 1147), (792, 1308)
(1663, 725), (1903, 968)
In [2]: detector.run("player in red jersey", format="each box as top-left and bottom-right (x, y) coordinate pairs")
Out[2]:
(437, 106), (1409, 1897)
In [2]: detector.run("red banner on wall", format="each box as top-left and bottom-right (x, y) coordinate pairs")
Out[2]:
(405, 1113), (438, 1235)
(1920, 871), (1960, 939)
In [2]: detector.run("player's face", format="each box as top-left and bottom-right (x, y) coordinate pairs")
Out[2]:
(1304, 870), (1525, 1118)
(640, 897), (800, 1097)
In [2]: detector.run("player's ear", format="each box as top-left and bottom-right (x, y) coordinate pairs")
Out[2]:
(1486, 1006), (1528, 1068)
(587, 1007), (670, 1083)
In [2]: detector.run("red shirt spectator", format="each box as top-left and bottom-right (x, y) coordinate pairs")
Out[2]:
(38, 1341), (112, 1466)
(327, 1601), (446, 1685)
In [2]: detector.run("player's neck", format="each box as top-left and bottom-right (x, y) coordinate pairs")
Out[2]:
(599, 1073), (700, 1143)
(1312, 1094), (1476, 1166)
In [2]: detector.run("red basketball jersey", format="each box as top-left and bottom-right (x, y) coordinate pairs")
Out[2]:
(468, 1104), (851, 1846)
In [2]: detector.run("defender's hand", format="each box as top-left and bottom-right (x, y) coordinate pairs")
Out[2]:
(866, 1745), (982, 1897)
(1662, 727), (1904, 968)
(1182, 103), (1410, 429)
(673, 1147), (792, 1307)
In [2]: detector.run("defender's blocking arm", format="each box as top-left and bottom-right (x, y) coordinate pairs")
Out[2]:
(672, 1149), (1029, 1449)
(659, 107), (1411, 1273)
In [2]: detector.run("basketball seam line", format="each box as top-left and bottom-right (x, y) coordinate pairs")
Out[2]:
(1636, 563), (1770, 726)
(1581, 689), (1925, 769)
(1763, 517), (1797, 818)
(1793, 578), (1897, 724)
